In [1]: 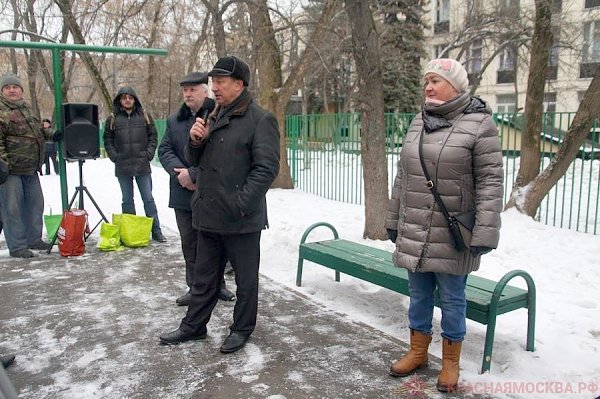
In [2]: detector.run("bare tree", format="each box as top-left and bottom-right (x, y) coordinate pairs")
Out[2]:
(54, 0), (113, 110)
(506, 68), (600, 216)
(505, 0), (600, 217)
(509, 0), (553, 198)
(344, 0), (388, 240)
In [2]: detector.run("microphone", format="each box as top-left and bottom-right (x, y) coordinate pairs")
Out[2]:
(196, 97), (216, 121)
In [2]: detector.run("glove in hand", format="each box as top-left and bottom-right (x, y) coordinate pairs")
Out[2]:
(470, 246), (492, 256)
(387, 229), (397, 244)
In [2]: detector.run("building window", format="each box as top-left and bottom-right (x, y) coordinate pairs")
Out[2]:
(581, 20), (600, 78)
(499, 0), (520, 18)
(585, 0), (600, 9)
(547, 26), (560, 80)
(433, 43), (449, 59)
(543, 92), (557, 127)
(551, 0), (562, 13)
(497, 46), (516, 83)
(434, 0), (450, 34)
(543, 93), (556, 113)
(467, 39), (483, 73)
(466, 39), (483, 83)
(497, 94), (517, 113)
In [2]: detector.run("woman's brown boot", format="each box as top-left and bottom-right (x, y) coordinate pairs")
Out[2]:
(436, 338), (462, 392)
(389, 329), (432, 377)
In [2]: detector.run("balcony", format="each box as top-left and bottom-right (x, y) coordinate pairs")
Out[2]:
(434, 20), (449, 34)
(497, 70), (516, 84)
(580, 62), (600, 78)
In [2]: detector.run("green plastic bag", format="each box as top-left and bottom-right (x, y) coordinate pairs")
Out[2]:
(98, 222), (123, 251)
(44, 214), (62, 241)
(118, 214), (154, 248)
(112, 213), (122, 226)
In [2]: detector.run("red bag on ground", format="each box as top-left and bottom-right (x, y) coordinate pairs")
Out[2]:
(57, 209), (89, 257)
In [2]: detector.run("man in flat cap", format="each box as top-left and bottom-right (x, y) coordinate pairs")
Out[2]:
(160, 56), (280, 354)
(0, 73), (53, 258)
(158, 71), (235, 307)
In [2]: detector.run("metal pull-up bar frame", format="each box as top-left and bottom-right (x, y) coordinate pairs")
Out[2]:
(0, 40), (168, 209)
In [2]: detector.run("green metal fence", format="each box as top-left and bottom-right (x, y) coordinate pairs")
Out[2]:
(285, 112), (600, 235)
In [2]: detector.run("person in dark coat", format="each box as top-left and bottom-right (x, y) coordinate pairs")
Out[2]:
(158, 71), (235, 306)
(42, 118), (58, 175)
(103, 86), (166, 242)
(159, 56), (280, 354)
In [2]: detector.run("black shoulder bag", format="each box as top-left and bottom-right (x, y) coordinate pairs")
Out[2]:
(418, 129), (475, 251)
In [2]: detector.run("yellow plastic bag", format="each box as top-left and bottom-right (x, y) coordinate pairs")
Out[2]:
(118, 214), (153, 248)
(98, 222), (123, 251)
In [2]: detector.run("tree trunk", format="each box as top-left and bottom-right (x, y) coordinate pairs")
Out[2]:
(54, 0), (113, 111)
(344, 0), (388, 240)
(506, 0), (552, 213)
(507, 67), (600, 215)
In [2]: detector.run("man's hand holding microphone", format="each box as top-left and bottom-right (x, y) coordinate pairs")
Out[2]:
(190, 97), (215, 145)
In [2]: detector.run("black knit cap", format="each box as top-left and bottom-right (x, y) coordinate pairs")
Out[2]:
(208, 56), (250, 87)
(179, 71), (209, 86)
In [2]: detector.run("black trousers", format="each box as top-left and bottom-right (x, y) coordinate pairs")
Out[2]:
(174, 209), (227, 291)
(44, 152), (59, 175)
(180, 230), (261, 336)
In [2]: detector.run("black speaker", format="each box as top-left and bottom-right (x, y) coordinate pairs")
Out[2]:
(62, 103), (100, 160)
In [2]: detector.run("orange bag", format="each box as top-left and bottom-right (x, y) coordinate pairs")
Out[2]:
(57, 209), (89, 257)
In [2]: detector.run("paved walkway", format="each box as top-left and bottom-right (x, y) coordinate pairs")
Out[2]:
(0, 231), (486, 398)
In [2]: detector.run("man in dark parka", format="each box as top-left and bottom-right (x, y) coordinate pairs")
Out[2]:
(159, 56), (280, 354)
(103, 86), (166, 242)
(158, 72), (235, 306)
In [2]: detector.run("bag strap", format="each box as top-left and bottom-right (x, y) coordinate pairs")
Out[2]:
(418, 128), (453, 222)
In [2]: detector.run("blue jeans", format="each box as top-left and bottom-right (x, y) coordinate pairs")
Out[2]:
(117, 174), (161, 234)
(407, 271), (468, 342)
(0, 174), (45, 251)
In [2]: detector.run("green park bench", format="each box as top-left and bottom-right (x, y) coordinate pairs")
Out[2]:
(296, 222), (536, 373)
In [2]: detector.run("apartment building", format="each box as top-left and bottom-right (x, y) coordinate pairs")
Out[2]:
(423, 0), (600, 115)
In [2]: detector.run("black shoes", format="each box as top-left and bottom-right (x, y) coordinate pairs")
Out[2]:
(220, 332), (250, 354)
(28, 240), (51, 251)
(159, 329), (206, 345)
(9, 249), (35, 258)
(152, 232), (167, 243)
(175, 289), (234, 306)
(175, 292), (191, 306)
(1, 354), (15, 369)
(218, 288), (236, 302)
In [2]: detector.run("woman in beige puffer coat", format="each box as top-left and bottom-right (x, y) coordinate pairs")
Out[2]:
(385, 59), (503, 392)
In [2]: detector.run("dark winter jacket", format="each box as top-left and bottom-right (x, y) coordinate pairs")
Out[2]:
(158, 103), (199, 211)
(0, 96), (52, 175)
(385, 92), (504, 275)
(185, 89), (280, 234)
(103, 86), (157, 176)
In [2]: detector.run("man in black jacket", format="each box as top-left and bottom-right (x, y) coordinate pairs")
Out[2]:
(157, 72), (235, 306)
(159, 56), (280, 353)
(104, 87), (166, 243)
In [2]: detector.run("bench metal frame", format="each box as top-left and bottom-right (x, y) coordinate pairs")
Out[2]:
(296, 222), (536, 373)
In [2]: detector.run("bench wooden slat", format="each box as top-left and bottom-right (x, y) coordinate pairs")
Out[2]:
(301, 239), (529, 319)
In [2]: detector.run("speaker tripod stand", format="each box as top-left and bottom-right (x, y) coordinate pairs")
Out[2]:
(47, 159), (109, 254)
